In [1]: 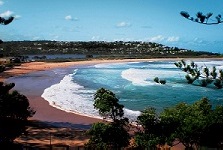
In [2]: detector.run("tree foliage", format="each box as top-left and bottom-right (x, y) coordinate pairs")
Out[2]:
(93, 88), (124, 121)
(0, 16), (14, 25)
(135, 98), (223, 149)
(135, 107), (162, 148)
(86, 88), (130, 149)
(0, 82), (35, 143)
(160, 97), (223, 149)
(86, 120), (130, 149)
(135, 107), (175, 149)
(175, 59), (223, 88)
(154, 77), (166, 84)
(161, 98), (210, 149)
(180, 11), (223, 25)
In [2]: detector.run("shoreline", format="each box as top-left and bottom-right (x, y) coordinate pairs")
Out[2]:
(1, 57), (223, 126)
(29, 95), (102, 127)
(2, 57), (222, 148)
(0, 58), (175, 125)
(2, 57), (222, 82)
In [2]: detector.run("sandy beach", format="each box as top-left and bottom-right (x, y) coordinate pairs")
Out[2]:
(1, 59), (163, 123)
(2, 60), (150, 122)
(0, 59), (164, 147)
(1, 58), (222, 148)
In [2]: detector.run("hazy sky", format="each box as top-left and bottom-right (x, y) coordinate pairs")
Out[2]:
(1, 0), (223, 53)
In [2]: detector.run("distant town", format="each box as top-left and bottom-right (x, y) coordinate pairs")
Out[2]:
(0, 41), (221, 60)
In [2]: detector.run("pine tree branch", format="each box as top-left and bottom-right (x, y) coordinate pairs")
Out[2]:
(0, 16), (14, 25)
(180, 11), (223, 25)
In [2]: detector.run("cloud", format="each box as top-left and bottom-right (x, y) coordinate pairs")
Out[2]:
(91, 36), (106, 41)
(149, 35), (165, 42)
(65, 15), (78, 21)
(0, 10), (14, 18)
(0, 1), (4, 5)
(149, 35), (180, 43)
(65, 15), (72, 20)
(167, 36), (179, 42)
(193, 38), (204, 44)
(116, 21), (131, 27)
(14, 15), (21, 19)
(113, 38), (132, 41)
(91, 36), (100, 41)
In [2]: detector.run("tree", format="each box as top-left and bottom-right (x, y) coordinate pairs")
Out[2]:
(134, 107), (162, 149)
(93, 88), (124, 121)
(160, 98), (219, 149)
(175, 59), (223, 88)
(200, 104), (223, 148)
(134, 98), (223, 149)
(180, 11), (223, 25)
(134, 107), (175, 149)
(0, 82), (35, 143)
(86, 119), (130, 149)
(85, 122), (109, 149)
(86, 88), (130, 149)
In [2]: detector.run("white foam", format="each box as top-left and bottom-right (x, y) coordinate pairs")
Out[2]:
(41, 73), (141, 121)
(41, 74), (100, 119)
(127, 61), (142, 64)
(94, 62), (128, 68)
(217, 65), (223, 70)
(124, 109), (141, 121)
(150, 63), (176, 69)
(121, 68), (185, 86)
(191, 61), (223, 77)
(196, 60), (223, 66)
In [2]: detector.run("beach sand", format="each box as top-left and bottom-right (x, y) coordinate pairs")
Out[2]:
(1, 59), (157, 147)
(1, 58), (221, 148)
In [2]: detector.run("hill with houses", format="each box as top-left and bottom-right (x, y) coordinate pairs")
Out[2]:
(0, 41), (221, 60)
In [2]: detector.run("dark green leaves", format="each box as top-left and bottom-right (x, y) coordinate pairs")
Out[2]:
(0, 82), (35, 143)
(180, 11), (223, 25)
(180, 11), (190, 19)
(87, 88), (130, 149)
(196, 12), (206, 23)
(175, 60), (223, 89)
(86, 121), (130, 149)
(154, 77), (166, 84)
(93, 88), (124, 121)
(0, 16), (14, 25)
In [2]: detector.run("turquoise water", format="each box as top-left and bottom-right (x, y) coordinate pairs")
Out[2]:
(42, 60), (223, 121)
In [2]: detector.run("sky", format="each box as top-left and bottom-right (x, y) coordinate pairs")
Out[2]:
(0, 0), (223, 53)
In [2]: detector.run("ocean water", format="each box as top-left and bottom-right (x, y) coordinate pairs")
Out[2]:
(41, 60), (223, 121)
